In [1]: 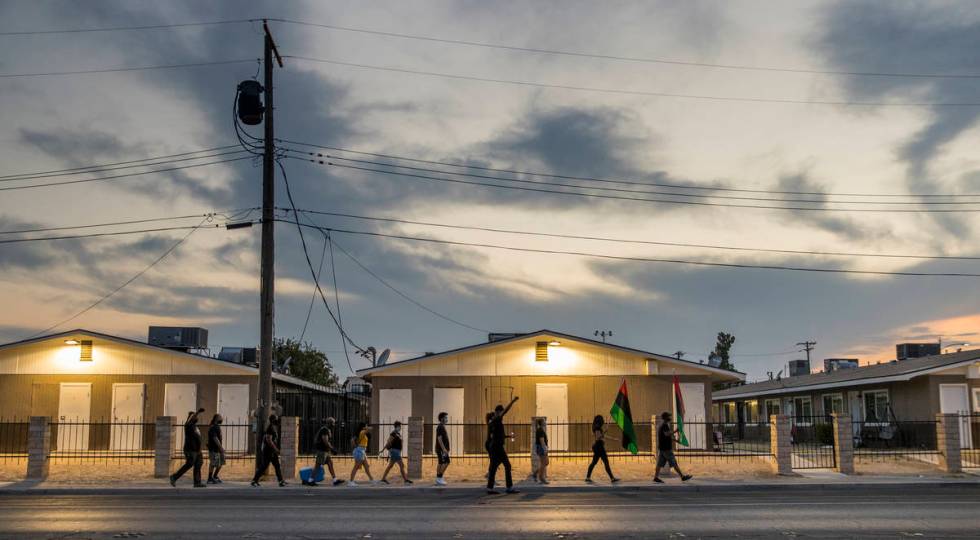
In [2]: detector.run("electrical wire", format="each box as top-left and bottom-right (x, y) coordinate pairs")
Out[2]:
(286, 208), (980, 261)
(0, 156), (254, 192)
(0, 211), (249, 236)
(284, 56), (980, 108)
(295, 158), (980, 213)
(278, 139), (980, 199)
(1, 149), (251, 184)
(0, 145), (243, 181)
(0, 19), (257, 36)
(0, 59), (259, 78)
(298, 233), (329, 343)
(26, 217), (210, 338)
(284, 221), (980, 278)
(270, 19), (980, 80)
(325, 230), (353, 372)
(0, 223), (233, 245)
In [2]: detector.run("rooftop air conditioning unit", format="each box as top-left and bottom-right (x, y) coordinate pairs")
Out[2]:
(148, 326), (208, 350)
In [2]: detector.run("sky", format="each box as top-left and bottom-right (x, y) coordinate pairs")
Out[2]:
(1, 0), (980, 382)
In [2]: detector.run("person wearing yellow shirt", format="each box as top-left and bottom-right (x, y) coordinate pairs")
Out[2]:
(348, 422), (375, 486)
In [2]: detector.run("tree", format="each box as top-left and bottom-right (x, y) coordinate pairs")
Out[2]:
(709, 332), (736, 371)
(274, 337), (340, 387)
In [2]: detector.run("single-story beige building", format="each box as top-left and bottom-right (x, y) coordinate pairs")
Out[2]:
(358, 330), (744, 454)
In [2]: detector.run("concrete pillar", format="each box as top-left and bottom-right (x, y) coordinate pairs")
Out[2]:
(770, 415), (793, 475)
(279, 416), (299, 480)
(937, 413), (962, 474)
(26, 416), (50, 480)
(154, 416), (175, 478)
(831, 413), (854, 474)
(531, 416), (545, 474)
(652, 415), (660, 459)
(407, 416), (423, 479)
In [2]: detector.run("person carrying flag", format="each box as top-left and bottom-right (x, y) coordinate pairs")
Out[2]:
(654, 411), (692, 483)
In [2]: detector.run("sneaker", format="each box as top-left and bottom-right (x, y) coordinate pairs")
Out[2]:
(169, 476), (177, 487)
(681, 475), (693, 482)
(505, 488), (521, 494)
(584, 478), (594, 484)
(278, 480), (288, 487)
(653, 477), (664, 484)
(435, 477), (447, 486)
(404, 479), (413, 485)
(380, 479), (390, 485)
(611, 478), (621, 483)
(250, 481), (260, 487)
(332, 479), (344, 486)
(214, 477), (223, 484)
(207, 479), (217, 485)
(486, 489), (500, 495)
(347, 481), (357, 487)
(193, 483), (206, 488)
(305, 481), (318, 487)
(539, 480), (549, 485)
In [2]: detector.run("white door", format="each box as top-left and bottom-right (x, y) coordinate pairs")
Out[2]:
(57, 383), (91, 452)
(677, 383), (707, 450)
(379, 389), (412, 456)
(848, 391), (863, 441)
(110, 384), (144, 451)
(164, 383), (197, 450)
(535, 383), (568, 451)
(217, 384), (250, 452)
(940, 384), (972, 449)
(433, 388), (464, 456)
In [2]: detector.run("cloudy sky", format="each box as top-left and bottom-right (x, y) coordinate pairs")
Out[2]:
(2, 0), (980, 382)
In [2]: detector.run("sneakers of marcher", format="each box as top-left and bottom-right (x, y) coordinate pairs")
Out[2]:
(404, 479), (413, 485)
(486, 489), (500, 495)
(505, 488), (521, 494)
(250, 481), (260, 487)
(539, 479), (549, 485)
(611, 477), (621, 483)
(347, 480), (357, 487)
(168, 475), (177, 487)
(435, 477), (447, 486)
(332, 478), (345, 486)
(304, 481), (318, 487)
(584, 478), (594, 483)
(214, 477), (223, 484)
(380, 479), (390, 485)
(278, 480), (288, 487)
(193, 483), (206, 488)
(653, 477), (664, 484)
(207, 479), (217, 485)
(681, 474), (693, 482)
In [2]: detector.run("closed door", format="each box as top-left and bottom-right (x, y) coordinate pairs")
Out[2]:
(535, 383), (568, 451)
(217, 384), (250, 452)
(678, 383), (707, 449)
(57, 383), (91, 451)
(165, 383), (197, 450)
(379, 389), (412, 456)
(940, 384), (971, 449)
(848, 391), (862, 440)
(110, 384), (145, 451)
(433, 388), (464, 456)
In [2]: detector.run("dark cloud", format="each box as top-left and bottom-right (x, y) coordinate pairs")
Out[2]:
(773, 173), (893, 242)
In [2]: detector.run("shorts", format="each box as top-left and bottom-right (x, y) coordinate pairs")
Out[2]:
(208, 451), (225, 466)
(353, 446), (367, 463)
(314, 451), (332, 466)
(657, 449), (679, 469)
(437, 451), (451, 465)
(388, 449), (403, 463)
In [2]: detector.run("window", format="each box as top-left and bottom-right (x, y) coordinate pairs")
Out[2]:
(723, 402), (736, 423)
(973, 388), (980, 413)
(793, 396), (813, 425)
(864, 390), (890, 424)
(822, 394), (844, 421)
(743, 400), (759, 423)
(764, 399), (781, 420)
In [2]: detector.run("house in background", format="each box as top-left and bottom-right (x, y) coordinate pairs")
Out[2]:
(358, 330), (744, 454)
(0, 328), (330, 453)
(712, 348), (980, 449)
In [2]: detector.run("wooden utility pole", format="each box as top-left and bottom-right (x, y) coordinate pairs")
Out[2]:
(796, 340), (816, 367)
(257, 20), (283, 472)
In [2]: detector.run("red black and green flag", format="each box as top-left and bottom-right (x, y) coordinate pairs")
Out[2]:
(673, 375), (689, 447)
(610, 379), (638, 455)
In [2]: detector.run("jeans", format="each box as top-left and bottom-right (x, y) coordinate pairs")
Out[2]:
(172, 450), (203, 485)
(487, 447), (512, 489)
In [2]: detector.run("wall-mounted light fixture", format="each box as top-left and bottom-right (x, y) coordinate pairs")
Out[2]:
(65, 339), (93, 361)
(549, 340), (561, 347)
(64, 339), (80, 345)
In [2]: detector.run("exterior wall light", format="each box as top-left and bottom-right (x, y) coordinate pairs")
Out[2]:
(64, 339), (81, 345)
(549, 340), (561, 347)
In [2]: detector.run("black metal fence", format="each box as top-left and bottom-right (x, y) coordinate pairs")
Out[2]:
(961, 414), (980, 468)
(0, 417), (28, 462)
(790, 416), (836, 469)
(49, 421), (156, 462)
(853, 420), (938, 463)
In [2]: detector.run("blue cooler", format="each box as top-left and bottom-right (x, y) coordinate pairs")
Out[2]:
(299, 466), (325, 484)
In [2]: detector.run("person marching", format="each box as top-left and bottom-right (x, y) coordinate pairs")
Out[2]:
(533, 418), (550, 484)
(348, 422), (374, 486)
(170, 408), (206, 487)
(435, 412), (451, 486)
(654, 411), (693, 483)
(379, 421), (413, 485)
(486, 396), (520, 495)
(585, 415), (621, 483)
(251, 414), (287, 487)
(307, 417), (344, 487)
(206, 413), (225, 485)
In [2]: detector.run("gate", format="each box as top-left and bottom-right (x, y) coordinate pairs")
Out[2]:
(791, 416), (836, 469)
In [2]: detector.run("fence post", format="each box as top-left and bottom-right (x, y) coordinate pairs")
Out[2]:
(280, 416), (299, 480)
(651, 415), (659, 460)
(154, 416), (175, 478)
(770, 415), (793, 475)
(831, 413), (854, 474)
(26, 416), (50, 480)
(531, 416), (544, 476)
(407, 416), (423, 479)
(936, 413), (962, 474)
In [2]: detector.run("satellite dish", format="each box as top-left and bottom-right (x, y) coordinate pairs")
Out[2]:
(376, 349), (391, 367)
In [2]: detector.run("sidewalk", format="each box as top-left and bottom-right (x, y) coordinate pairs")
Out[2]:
(3, 472), (979, 495)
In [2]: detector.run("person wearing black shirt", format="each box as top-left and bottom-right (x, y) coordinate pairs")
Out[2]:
(654, 411), (692, 483)
(206, 414), (225, 484)
(170, 408), (205, 487)
(533, 418), (550, 484)
(251, 414), (287, 487)
(380, 421), (412, 484)
(435, 412), (451, 486)
(307, 417), (343, 487)
(585, 415), (620, 483)
(486, 396), (519, 494)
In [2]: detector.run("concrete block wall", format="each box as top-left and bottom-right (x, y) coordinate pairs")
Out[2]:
(154, 416), (175, 478)
(407, 416), (423, 479)
(280, 416), (299, 480)
(831, 413), (854, 474)
(770, 415), (792, 475)
(936, 413), (962, 474)
(26, 416), (50, 480)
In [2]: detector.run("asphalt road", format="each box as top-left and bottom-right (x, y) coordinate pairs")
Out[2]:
(1, 484), (978, 539)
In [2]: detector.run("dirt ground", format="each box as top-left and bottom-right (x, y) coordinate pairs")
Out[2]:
(854, 455), (945, 476)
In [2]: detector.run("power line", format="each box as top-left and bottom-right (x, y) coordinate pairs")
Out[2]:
(0, 19), (257, 36)
(296, 158), (980, 213)
(287, 208), (980, 261)
(0, 148), (250, 183)
(0, 223), (234, 245)
(0, 156), (254, 192)
(0, 59), (259, 78)
(285, 221), (980, 278)
(324, 231), (353, 372)
(26, 217), (209, 338)
(270, 19), (980, 80)
(0, 211), (250, 236)
(298, 233), (329, 343)
(278, 139), (979, 199)
(284, 56), (980, 108)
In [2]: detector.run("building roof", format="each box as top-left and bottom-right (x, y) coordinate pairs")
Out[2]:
(0, 329), (332, 393)
(356, 329), (745, 380)
(713, 348), (980, 401)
